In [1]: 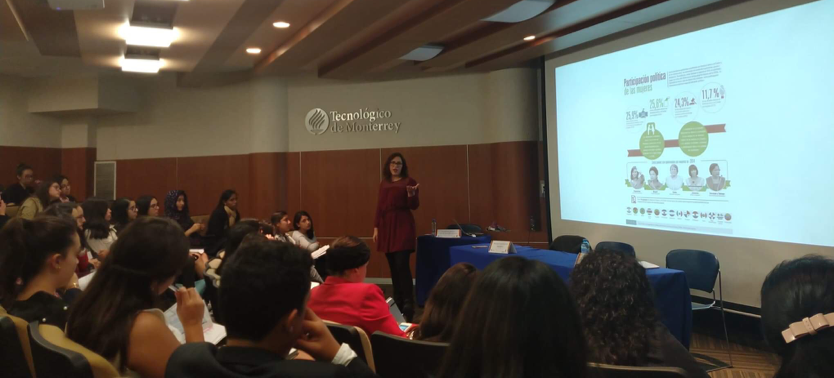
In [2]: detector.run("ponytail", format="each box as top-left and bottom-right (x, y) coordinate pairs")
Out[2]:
(0, 217), (77, 308)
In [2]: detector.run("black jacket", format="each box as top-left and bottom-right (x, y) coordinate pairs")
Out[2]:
(165, 343), (379, 378)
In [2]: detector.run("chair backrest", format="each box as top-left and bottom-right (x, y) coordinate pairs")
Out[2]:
(0, 315), (34, 377)
(666, 249), (719, 293)
(446, 223), (483, 235)
(370, 331), (449, 378)
(325, 321), (375, 371)
(549, 235), (586, 254)
(595, 241), (636, 258)
(29, 321), (119, 378)
(7, 205), (20, 218)
(588, 363), (687, 377)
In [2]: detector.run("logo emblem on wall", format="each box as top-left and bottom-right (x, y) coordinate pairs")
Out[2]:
(305, 108), (329, 135)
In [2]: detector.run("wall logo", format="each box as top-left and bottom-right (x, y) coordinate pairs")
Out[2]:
(305, 108), (329, 135)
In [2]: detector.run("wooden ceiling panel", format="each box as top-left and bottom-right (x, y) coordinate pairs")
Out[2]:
(254, 0), (413, 76)
(0, 0), (28, 42)
(9, 0), (80, 57)
(317, 0), (523, 79)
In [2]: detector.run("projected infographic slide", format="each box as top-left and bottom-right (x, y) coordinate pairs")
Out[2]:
(554, 0), (834, 246)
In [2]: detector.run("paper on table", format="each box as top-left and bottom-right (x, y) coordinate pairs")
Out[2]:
(164, 300), (226, 345)
(78, 272), (95, 291)
(311, 245), (329, 260)
(189, 249), (205, 254)
(639, 261), (660, 269)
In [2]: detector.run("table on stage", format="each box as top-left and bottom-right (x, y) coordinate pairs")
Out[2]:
(415, 234), (492, 306)
(449, 244), (693, 348)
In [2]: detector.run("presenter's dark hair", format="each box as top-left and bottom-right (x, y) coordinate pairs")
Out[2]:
(570, 249), (657, 366)
(0, 216), (77, 308)
(219, 239), (312, 341)
(415, 262), (478, 342)
(65, 217), (190, 372)
(688, 164), (699, 176)
(16, 163), (33, 177)
(216, 220), (262, 275)
(709, 163), (720, 173)
(649, 166), (658, 176)
(437, 256), (587, 378)
(82, 198), (112, 240)
(293, 210), (315, 240)
(135, 195), (155, 216)
(761, 255), (834, 378)
(383, 152), (409, 181)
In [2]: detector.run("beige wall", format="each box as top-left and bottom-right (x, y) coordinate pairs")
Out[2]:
(0, 75), (63, 148)
(544, 0), (826, 309)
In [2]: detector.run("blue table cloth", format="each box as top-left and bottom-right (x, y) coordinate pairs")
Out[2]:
(415, 234), (492, 306)
(449, 244), (693, 348)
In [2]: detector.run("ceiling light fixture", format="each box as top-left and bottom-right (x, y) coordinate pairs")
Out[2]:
(124, 21), (176, 48)
(400, 44), (444, 61)
(246, 47), (262, 54)
(483, 0), (555, 23)
(524, 35), (536, 41)
(273, 21), (290, 28)
(122, 55), (162, 74)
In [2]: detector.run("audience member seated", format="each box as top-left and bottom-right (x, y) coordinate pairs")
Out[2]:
(307, 236), (407, 338)
(0, 216), (81, 327)
(136, 195), (160, 217)
(412, 262), (478, 342)
(437, 256), (588, 378)
(55, 174), (77, 203)
(43, 202), (97, 276)
(164, 190), (204, 246)
(206, 189), (240, 256)
(82, 198), (118, 257)
(111, 197), (137, 234)
(2, 163), (35, 205)
(165, 239), (379, 378)
(761, 255), (834, 378)
(0, 197), (9, 229)
(292, 210), (327, 279)
(18, 178), (61, 220)
(271, 211), (295, 244)
(206, 220), (262, 288)
(66, 217), (205, 378)
(570, 249), (708, 378)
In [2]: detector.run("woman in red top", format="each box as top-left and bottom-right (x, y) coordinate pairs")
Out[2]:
(373, 152), (419, 322)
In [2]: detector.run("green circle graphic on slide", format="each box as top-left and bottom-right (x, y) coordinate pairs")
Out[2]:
(678, 121), (709, 157)
(639, 123), (665, 160)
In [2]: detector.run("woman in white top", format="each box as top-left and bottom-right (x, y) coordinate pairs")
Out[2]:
(685, 164), (705, 191)
(81, 198), (118, 255)
(664, 164), (684, 191)
(270, 211), (295, 245)
(291, 211), (320, 251)
(66, 217), (205, 378)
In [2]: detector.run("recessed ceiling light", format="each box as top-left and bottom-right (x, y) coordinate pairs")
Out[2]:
(124, 22), (177, 48)
(121, 56), (162, 74)
(273, 21), (290, 28)
(246, 47), (262, 54)
(524, 35), (536, 41)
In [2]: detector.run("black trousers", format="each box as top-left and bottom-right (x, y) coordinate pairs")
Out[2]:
(385, 250), (414, 321)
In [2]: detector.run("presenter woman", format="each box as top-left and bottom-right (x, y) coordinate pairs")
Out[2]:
(685, 164), (705, 191)
(706, 163), (726, 191)
(648, 167), (663, 190)
(664, 164), (684, 191)
(630, 167), (645, 189)
(374, 152), (419, 322)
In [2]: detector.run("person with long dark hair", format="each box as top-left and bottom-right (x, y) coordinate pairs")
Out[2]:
(18, 177), (62, 220)
(292, 210), (327, 280)
(82, 198), (118, 256)
(66, 217), (206, 377)
(373, 152), (419, 321)
(570, 249), (707, 377)
(271, 211), (294, 243)
(43, 202), (96, 275)
(164, 190), (204, 245)
(136, 195), (160, 217)
(111, 197), (137, 234)
(437, 257), (587, 378)
(0, 216), (81, 327)
(413, 263), (478, 342)
(54, 174), (77, 203)
(206, 190), (240, 256)
(761, 255), (834, 378)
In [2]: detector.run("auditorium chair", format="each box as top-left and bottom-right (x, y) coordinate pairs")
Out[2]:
(370, 331), (449, 378)
(587, 363), (687, 377)
(548, 235), (587, 254)
(6, 205), (20, 218)
(28, 321), (120, 378)
(324, 321), (375, 371)
(595, 241), (636, 258)
(0, 314), (34, 377)
(666, 249), (732, 370)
